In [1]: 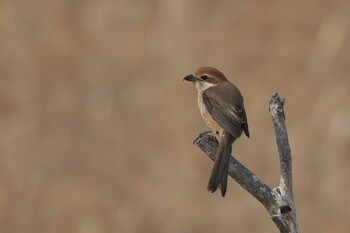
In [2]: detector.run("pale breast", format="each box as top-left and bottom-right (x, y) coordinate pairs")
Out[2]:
(197, 92), (221, 134)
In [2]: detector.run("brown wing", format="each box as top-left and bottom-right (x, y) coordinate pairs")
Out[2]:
(203, 83), (249, 138)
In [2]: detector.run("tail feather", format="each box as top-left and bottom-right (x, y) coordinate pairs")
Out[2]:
(219, 145), (231, 196)
(207, 132), (234, 197)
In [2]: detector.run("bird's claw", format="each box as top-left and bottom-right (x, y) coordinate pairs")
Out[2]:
(193, 130), (214, 145)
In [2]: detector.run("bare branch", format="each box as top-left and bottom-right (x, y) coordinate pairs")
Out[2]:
(269, 92), (299, 233)
(269, 92), (293, 198)
(194, 134), (276, 209)
(192, 92), (300, 233)
(272, 215), (290, 233)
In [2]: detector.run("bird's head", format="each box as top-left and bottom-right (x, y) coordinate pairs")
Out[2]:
(183, 67), (227, 91)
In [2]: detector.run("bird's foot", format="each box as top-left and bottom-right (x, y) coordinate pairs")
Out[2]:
(193, 130), (216, 145)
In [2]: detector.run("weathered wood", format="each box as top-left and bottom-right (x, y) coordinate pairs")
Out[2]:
(193, 92), (300, 233)
(194, 134), (276, 209)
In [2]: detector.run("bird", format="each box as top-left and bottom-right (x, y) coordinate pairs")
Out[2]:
(183, 67), (249, 197)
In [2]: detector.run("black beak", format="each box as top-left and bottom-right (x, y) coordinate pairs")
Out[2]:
(183, 74), (197, 82)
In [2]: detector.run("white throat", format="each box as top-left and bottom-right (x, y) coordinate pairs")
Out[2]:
(195, 81), (214, 92)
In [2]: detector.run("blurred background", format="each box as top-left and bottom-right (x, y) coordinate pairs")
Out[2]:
(1, 0), (350, 232)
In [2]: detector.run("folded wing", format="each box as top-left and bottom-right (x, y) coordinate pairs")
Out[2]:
(203, 84), (249, 138)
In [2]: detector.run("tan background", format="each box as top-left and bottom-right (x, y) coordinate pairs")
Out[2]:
(1, 1), (350, 233)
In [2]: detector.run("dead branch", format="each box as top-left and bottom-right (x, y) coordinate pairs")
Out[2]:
(193, 92), (300, 233)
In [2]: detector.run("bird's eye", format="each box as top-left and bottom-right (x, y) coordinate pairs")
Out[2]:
(201, 75), (209, 80)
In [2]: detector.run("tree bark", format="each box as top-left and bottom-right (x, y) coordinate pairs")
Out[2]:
(193, 92), (300, 233)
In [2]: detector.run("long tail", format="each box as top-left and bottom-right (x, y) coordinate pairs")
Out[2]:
(207, 132), (235, 197)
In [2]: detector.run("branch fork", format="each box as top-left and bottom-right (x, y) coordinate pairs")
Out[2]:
(193, 92), (300, 233)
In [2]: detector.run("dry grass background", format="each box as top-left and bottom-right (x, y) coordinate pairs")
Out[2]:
(0, 0), (350, 233)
